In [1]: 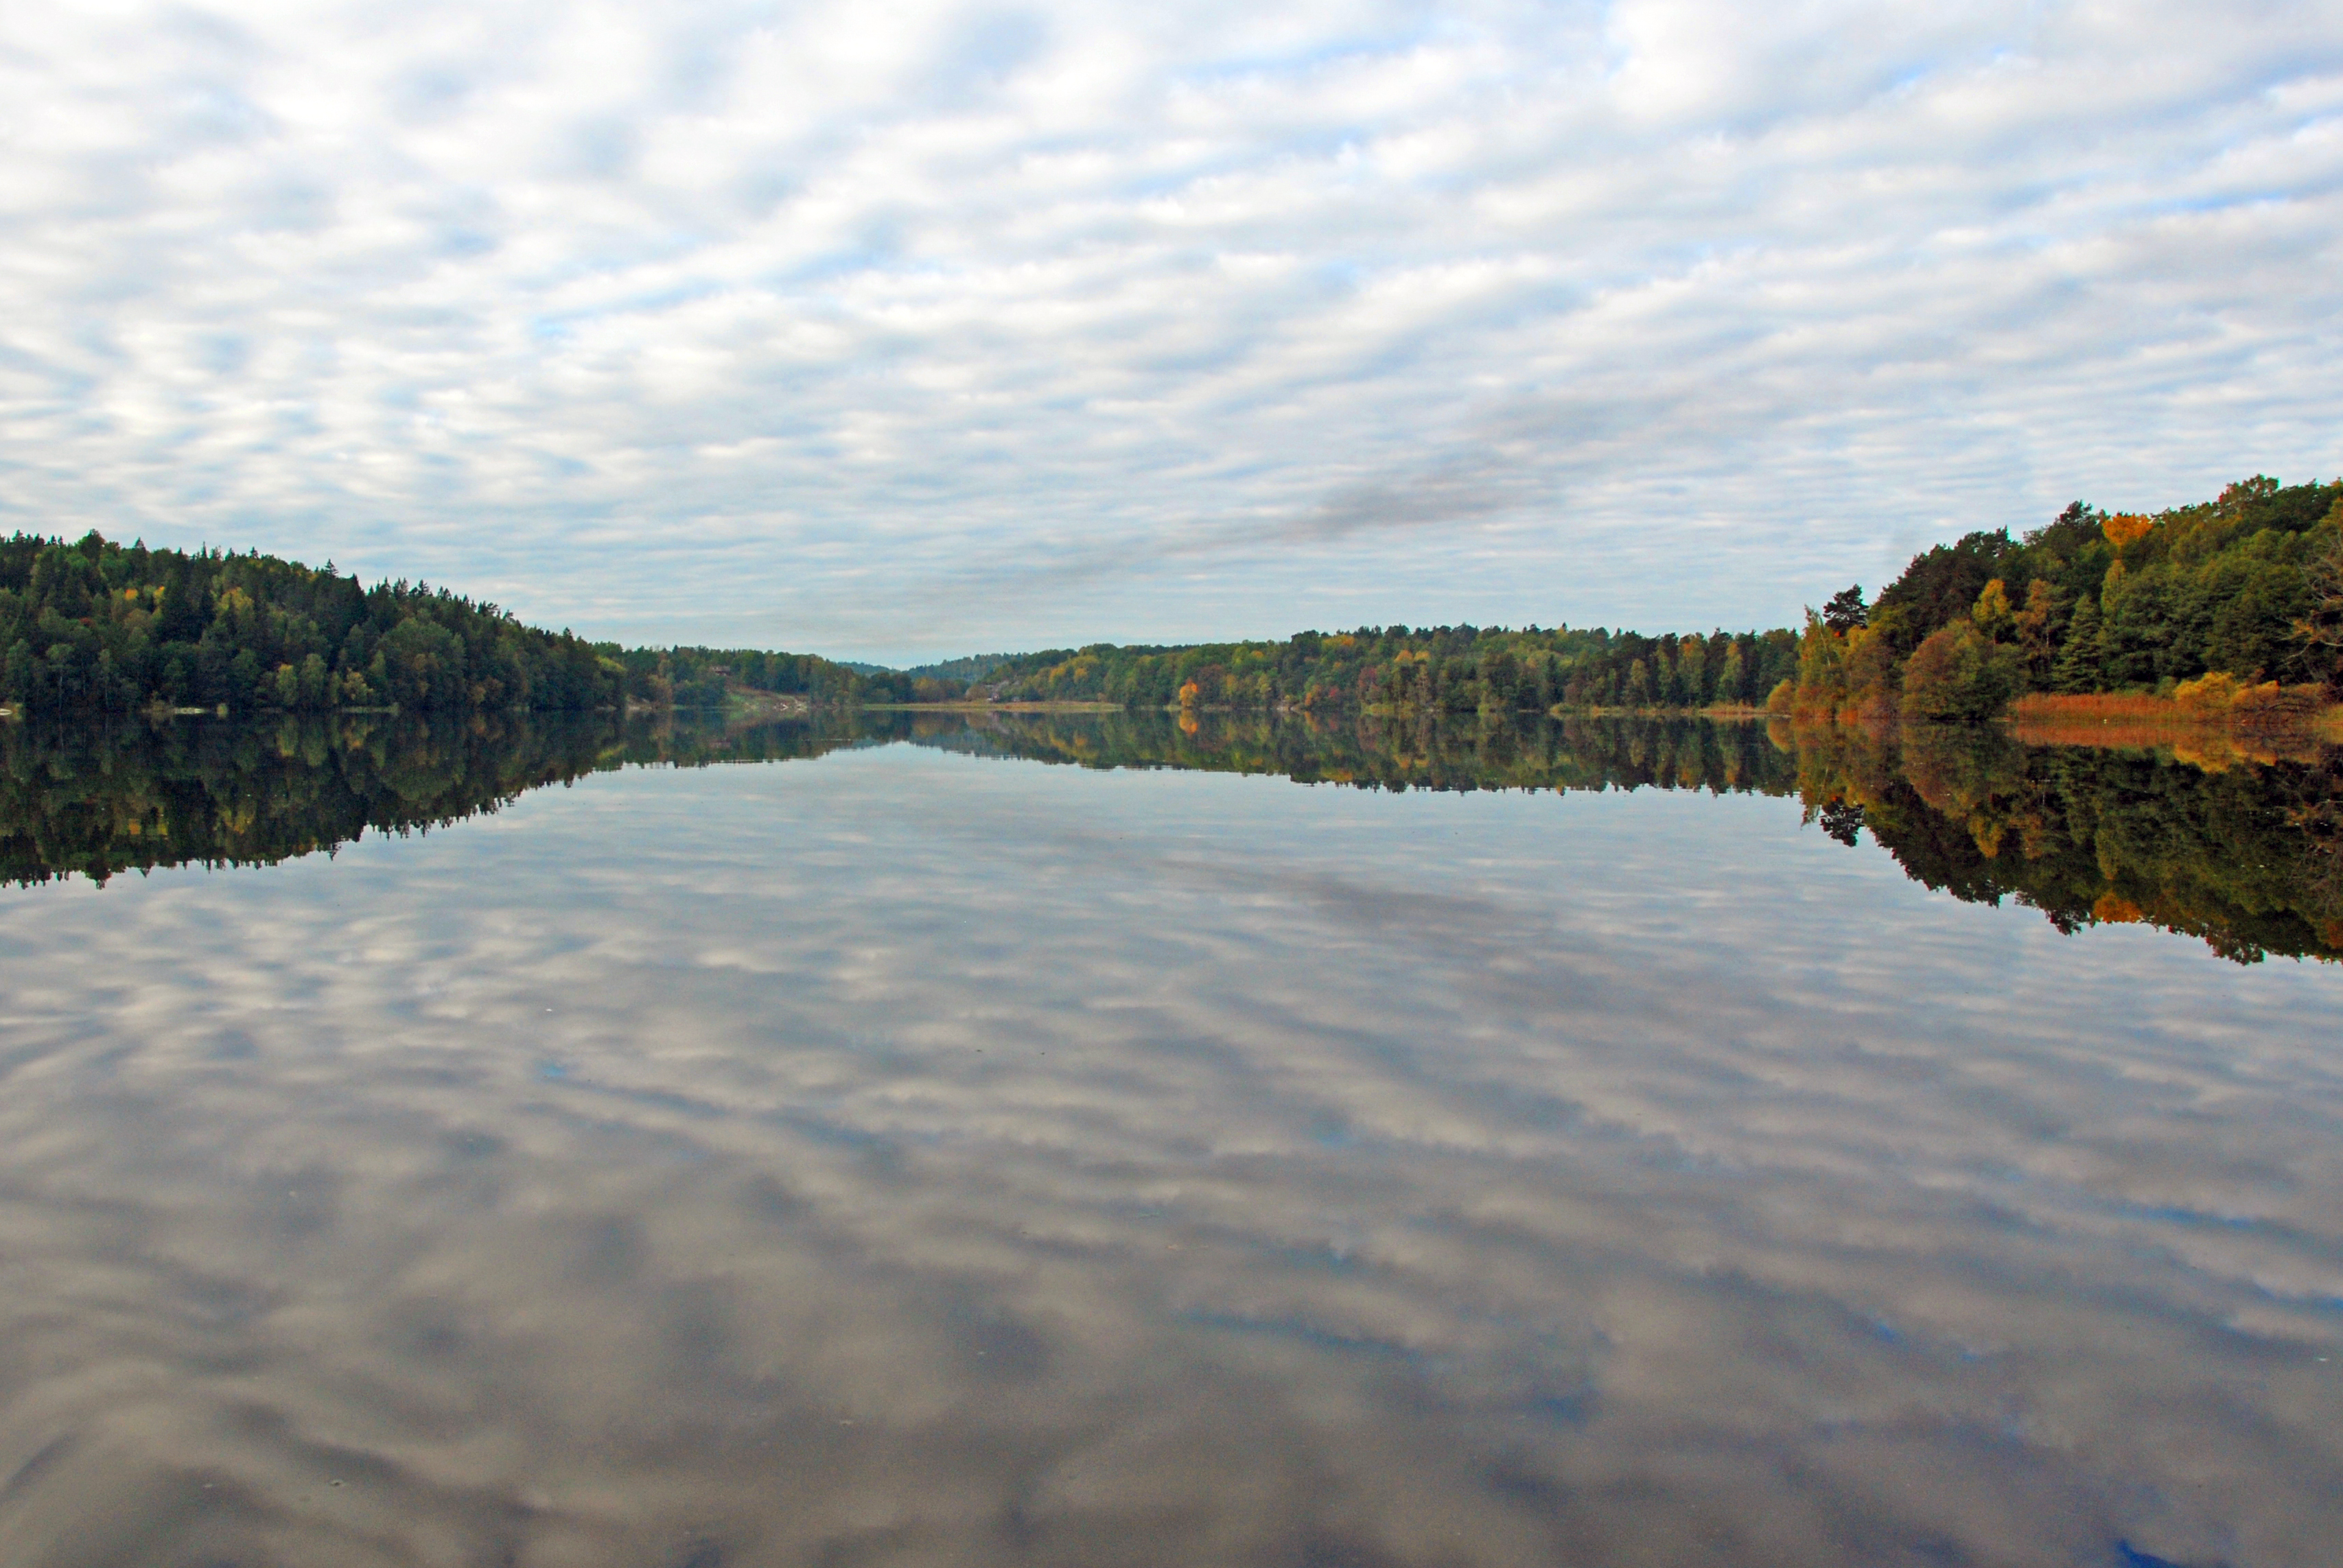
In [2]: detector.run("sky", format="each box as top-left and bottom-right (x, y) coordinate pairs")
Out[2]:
(3, 2), (2340, 664)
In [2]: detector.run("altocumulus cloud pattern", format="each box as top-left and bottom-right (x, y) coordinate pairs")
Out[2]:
(1, 1), (2339, 659)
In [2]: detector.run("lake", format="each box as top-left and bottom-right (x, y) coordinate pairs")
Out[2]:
(0, 712), (2336, 1567)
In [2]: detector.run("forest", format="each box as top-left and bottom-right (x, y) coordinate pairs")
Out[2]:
(1782, 476), (2343, 724)
(4, 475), (2336, 725)
(0, 526), (1804, 719)
(953, 624), (1804, 714)
(0, 533), (622, 714)
(590, 642), (865, 709)
(0, 530), (908, 716)
(962, 476), (2341, 724)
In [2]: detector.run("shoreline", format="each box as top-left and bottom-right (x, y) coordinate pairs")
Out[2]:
(859, 701), (1123, 712)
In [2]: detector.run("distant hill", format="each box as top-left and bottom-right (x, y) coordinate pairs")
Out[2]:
(904, 653), (1019, 683)
(0, 533), (618, 714)
(0, 531), (865, 716)
(960, 629), (1799, 713)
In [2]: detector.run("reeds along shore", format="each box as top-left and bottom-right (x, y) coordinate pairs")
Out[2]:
(2013, 671), (2331, 725)
(2001, 683), (2342, 769)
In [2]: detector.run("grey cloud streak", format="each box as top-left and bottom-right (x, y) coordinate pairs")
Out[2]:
(1, 2), (2340, 659)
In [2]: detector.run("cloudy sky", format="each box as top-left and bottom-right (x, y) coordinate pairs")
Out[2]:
(3, 1), (2340, 662)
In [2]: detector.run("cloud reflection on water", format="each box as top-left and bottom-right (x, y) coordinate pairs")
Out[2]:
(0, 745), (2338, 1566)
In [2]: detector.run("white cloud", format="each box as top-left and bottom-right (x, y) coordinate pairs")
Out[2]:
(1, 1), (2339, 658)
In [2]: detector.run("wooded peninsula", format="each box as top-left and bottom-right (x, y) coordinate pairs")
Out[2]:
(1, 475), (2335, 727)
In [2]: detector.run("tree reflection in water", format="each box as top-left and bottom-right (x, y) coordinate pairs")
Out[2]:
(2, 708), (2335, 962)
(0, 705), (2335, 1567)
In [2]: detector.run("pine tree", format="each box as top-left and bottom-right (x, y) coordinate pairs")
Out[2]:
(1822, 585), (1869, 631)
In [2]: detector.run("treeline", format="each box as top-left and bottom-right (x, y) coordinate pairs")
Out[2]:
(0, 533), (621, 713)
(0, 527), (1805, 721)
(959, 474), (2338, 723)
(966, 624), (1802, 714)
(589, 644), (862, 710)
(0, 531), (891, 718)
(1786, 476), (2343, 722)
(901, 653), (1017, 684)
(21, 471), (2336, 727)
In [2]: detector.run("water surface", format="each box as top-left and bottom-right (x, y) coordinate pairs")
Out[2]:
(0, 714), (2336, 1567)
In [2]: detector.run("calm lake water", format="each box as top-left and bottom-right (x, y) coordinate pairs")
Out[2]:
(0, 714), (2337, 1567)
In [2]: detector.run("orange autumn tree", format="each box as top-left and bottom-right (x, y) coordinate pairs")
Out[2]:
(2103, 513), (2154, 552)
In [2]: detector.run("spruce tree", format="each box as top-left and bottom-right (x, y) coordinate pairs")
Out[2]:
(2053, 592), (2104, 692)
